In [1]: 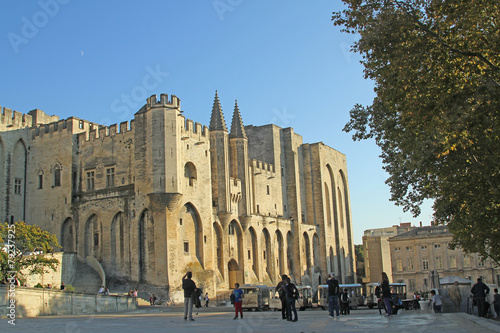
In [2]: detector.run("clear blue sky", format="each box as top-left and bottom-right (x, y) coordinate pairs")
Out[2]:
(0, 0), (433, 244)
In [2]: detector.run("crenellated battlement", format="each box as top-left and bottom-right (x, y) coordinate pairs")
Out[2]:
(30, 117), (97, 140)
(29, 117), (89, 141)
(78, 120), (135, 144)
(251, 159), (276, 176)
(180, 115), (209, 141)
(136, 93), (181, 114)
(0, 106), (34, 130)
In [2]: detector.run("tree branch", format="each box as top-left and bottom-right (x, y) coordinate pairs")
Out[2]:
(393, 1), (500, 74)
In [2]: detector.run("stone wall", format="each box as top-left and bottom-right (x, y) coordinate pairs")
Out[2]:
(0, 286), (137, 318)
(23, 252), (77, 288)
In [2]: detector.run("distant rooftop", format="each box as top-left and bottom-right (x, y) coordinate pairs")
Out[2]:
(390, 225), (450, 240)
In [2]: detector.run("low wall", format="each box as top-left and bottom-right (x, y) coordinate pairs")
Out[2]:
(23, 252), (77, 288)
(0, 286), (137, 318)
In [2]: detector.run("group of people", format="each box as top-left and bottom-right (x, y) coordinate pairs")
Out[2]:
(127, 289), (138, 297)
(275, 275), (300, 322)
(470, 277), (500, 318)
(180, 270), (500, 322)
(430, 277), (500, 317)
(98, 286), (110, 295)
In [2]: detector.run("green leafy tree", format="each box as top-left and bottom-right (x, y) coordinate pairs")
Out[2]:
(355, 244), (365, 281)
(0, 221), (61, 284)
(355, 244), (364, 263)
(333, 1), (500, 262)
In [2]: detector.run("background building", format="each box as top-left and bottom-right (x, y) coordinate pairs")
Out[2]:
(0, 92), (356, 300)
(389, 225), (500, 294)
(362, 223), (415, 283)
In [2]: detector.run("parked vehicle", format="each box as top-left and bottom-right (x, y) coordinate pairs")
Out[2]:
(364, 282), (380, 309)
(390, 283), (407, 300)
(364, 282), (407, 310)
(340, 284), (363, 310)
(240, 285), (271, 311)
(317, 284), (329, 310)
(269, 285), (313, 311)
(296, 285), (313, 311)
(317, 284), (363, 310)
(268, 290), (282, 311)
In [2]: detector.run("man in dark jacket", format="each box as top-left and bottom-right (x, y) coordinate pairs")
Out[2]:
(284, 277), (298, 322)
(182, 271), (197, 321)
(275, 274), (289, 320)
(326, 273), (340, 318)
(471, 277), (490, 317)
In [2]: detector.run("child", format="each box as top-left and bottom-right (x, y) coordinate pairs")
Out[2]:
(430, 290), (443, 313)
(233, 283), (244, 319)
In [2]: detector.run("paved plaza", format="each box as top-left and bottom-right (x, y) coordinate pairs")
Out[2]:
(2, 306), (500, 333)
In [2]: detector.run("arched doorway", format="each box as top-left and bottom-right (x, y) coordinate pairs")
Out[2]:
(228, 259), (243, 288)
(84, 214), (101, 259)
(227, 220), (244, 287)
(275, 230), (285, 279)
(61, 218), (76, 252)
(302, 232), (311, 275)
(249, 227), (259, 278)
(313, 233), (320, 268)
(11, 139), (27, 222)
(138, 209), (154, 282)
(180, 203), (204, 266)
(262, 228), (272, 280)
(213, 222), (224, 277)
(111, 212), (125, 272)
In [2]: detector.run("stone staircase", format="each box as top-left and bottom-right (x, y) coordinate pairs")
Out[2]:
(72, 260), (102, 294)
(107, 281), (170, 306)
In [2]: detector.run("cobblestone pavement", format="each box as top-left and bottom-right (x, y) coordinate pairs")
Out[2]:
(2, 307), (500, 333)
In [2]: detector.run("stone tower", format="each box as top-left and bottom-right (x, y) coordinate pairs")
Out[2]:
(209, 91), (230, 215)
(229, 100), (251, 216)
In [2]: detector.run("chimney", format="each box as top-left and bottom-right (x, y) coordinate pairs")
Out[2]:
(420, 221), (422, 227)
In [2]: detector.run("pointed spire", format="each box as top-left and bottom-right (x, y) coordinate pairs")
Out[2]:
(209, 90), (228, 132)
(230, 100), (247, 139)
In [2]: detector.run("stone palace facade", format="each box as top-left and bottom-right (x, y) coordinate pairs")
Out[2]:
(0, 92), (355, 298)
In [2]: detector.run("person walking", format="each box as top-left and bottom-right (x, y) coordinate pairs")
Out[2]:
(430, 290), (443, 313)
(493, 288), (500, 318)
(381, 272), (392, 317)
(471, 277), (490, 317)
(275, 275), (289, 320)
(326, 273), (340, 318)
(182, 271), (197, 321)
(449, 281), (462, 312)
(232, 283), (244, 319)
(205, 293), (209, 307)
(284, 277), (298, 322)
